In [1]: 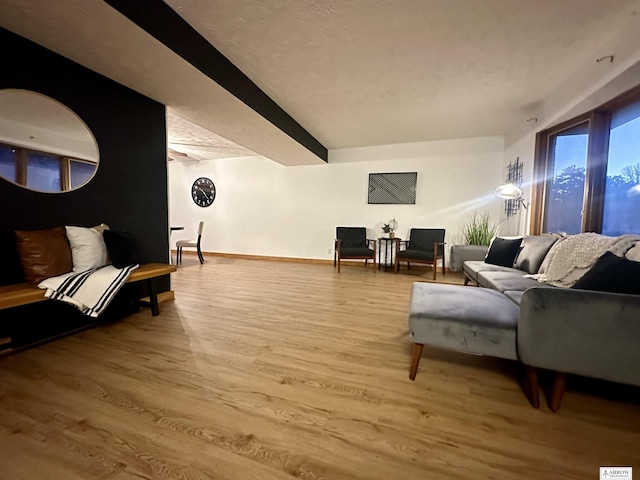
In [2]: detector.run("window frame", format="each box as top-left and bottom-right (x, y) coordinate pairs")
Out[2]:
(531, 85), (640, 235)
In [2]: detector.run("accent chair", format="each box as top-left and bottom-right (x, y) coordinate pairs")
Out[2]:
(394, 228), (446, 280)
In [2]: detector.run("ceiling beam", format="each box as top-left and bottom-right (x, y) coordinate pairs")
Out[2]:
(103, 0), (327, 163)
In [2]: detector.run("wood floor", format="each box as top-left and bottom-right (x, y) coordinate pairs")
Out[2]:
(0, 255), (638, 479)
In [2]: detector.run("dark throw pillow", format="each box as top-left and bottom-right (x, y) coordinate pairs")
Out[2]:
(103, 230), (141, 268)
(485, 237), (522, 267)
(572, 251), (640, 295)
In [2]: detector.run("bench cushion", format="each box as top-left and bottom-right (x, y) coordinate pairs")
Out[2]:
(408, 283), (520, 360)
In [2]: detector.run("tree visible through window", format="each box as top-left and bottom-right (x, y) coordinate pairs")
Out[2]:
(543, 123), (588, 234)
(602, 100), (640, 235)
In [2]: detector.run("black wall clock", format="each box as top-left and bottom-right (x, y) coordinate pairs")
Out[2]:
(191, 177), (216, 207)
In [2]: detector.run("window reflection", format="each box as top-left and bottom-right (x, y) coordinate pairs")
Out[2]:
(27, 153), (61, 192)
(70, 160), (96, 189)
(0, 145), (16, 182)
(0, 89), (99, 193)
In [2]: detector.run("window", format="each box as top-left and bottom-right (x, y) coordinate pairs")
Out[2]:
(533, 86), (640, 235)
(543, 122), (589, 234)
(602, 101), (640, 235)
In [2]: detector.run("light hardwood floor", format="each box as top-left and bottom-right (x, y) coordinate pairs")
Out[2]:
(0, 255), (638, 479)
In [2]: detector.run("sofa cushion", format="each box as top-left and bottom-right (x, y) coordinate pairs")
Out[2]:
(462, 260), (515, 283)
(478, 270), (550, 293)
(485, 236), (522, 267)
(408, 283), (520, 361)
(515, 235), (560, 274)
(503, 290), (525, 305)
(14, 226), (73, 285)
(572, 251), (640, 295)
(397, 248), (434, 261)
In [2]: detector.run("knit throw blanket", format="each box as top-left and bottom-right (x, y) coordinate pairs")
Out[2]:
(529, 233), (640, 288)
(38, 264), (139, 318)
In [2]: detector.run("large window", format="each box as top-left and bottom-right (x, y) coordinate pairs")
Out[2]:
(533, 86), (640, 235)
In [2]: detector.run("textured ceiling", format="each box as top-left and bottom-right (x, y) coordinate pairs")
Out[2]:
(2, 0), (640, 164)
(167, 111), (255, 161)
(165, 0), (640, 148)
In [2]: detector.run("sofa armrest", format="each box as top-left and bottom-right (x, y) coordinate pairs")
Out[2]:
(518, 287), (640, 387)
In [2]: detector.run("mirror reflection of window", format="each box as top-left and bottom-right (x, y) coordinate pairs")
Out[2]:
(0, 145), (17, 182)
(70, 159), (97, 189)
(0, 89), (99, 193)
(27, 153), (61, 192)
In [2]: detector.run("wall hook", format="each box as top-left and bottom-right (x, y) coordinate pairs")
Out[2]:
(527, 117), (538, 123)
(596, 55), (614, 63)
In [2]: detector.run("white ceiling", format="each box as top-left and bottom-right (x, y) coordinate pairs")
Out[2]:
(2, 0), (640, 165)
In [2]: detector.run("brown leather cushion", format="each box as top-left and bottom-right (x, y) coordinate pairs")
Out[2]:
(15, 226), (73, 285)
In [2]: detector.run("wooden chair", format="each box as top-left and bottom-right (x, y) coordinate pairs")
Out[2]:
(176, 221), (204, 264)
(334, 227), (376, 273)
(394, 228), (446, 280)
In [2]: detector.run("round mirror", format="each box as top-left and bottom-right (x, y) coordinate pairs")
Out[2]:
(0, 89), (99, 193)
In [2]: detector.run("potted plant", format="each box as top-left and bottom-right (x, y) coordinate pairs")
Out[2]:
(462, 211), (499, 246)
(381, 218), (397, 238)
(450, 211), (500, 272)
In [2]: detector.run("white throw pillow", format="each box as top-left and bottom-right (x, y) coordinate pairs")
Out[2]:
(65, 225), (109, 272)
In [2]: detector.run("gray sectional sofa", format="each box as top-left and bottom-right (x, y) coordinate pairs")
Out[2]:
(461, 233), (640, 411)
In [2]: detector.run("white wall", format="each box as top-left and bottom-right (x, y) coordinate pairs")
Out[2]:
(500, 135), (537, 236)
(168, 136), (505, 264)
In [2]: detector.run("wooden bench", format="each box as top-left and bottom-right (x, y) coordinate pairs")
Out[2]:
(0, 263), (177, 316)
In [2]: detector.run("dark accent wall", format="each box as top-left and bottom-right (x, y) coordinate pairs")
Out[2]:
(0, 28), (169, 343)
(104, 0), (328, 163)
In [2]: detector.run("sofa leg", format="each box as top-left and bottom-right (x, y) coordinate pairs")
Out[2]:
(549, 372), (567, 412)
(409, 343), (424, 380)
(524, 365), (540, 408)
(463, 276), (470, 286)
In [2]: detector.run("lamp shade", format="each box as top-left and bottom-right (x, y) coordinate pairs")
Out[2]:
(495, 183), (523, 200)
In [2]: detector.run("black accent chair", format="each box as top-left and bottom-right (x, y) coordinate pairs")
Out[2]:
(394, 228), (446, 280)
(334, 227), (377, 273)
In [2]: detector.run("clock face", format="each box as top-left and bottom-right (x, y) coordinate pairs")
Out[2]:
(191, 177), (216, 207)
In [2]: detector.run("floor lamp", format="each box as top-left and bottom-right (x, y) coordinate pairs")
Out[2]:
(495, 183), (528, 235)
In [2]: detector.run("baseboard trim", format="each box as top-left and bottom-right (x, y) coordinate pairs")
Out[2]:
(171, 250), (453, 272)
